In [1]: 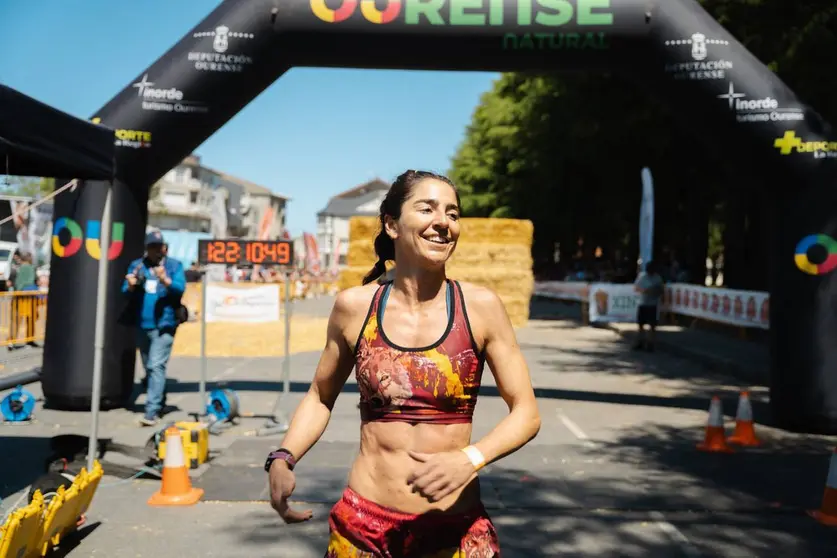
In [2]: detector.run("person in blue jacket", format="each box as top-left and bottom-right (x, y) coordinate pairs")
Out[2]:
(122, 230), (186, 426)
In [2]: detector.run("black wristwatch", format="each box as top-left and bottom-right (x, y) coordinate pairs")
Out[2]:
(264, 448), (297, 472)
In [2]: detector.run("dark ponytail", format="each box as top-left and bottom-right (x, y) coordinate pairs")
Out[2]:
(362, 224), (397, 285)
(361, 169), (460, 285)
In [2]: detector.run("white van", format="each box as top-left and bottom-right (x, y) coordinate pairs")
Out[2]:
(0, 241), (18, 283)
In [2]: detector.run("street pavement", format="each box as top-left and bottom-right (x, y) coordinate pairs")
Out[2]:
(1, 296), (837, 556)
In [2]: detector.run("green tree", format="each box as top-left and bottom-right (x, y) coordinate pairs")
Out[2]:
(450, 2), (837, 286)
(0, 176), (55, 198)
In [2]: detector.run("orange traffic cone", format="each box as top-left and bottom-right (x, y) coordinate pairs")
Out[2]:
(697, 396), (733, 453)
(148, 426), (204, 506)
(726, 391), (761, 446)
(809, 448), (837, 526)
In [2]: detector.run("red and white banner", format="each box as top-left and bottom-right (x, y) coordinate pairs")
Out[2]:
(258, 206), (275, 240)
(303, 232), (320, 274)
(533, 281), (770, 329)
(663, 284), (769, 330)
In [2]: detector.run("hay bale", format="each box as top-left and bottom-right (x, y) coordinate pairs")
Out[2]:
(349, 216), (381, 243)
(348, 240), (533, 269)
(459, 218), (534, 246)
(182, 283), (202, 311)
(172, 316), (329, 357)
(338, 266), (368, 291)
(347, 239), (377, 268)
(447, 267), (534, 295)
(341, 217), (535, 326)
(340, 266), (534, 292)
(448, 268), (534, 327)
(450, 243), (533, 268)
(348, 216), (533, 245)
(497, 295), (531, 327)
(338, 266), (532, 326)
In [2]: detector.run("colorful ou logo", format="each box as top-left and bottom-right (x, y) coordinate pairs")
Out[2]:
(311, 0), (401, 24)
(52, 218), (125, 260)
(794, 234), (837, 276)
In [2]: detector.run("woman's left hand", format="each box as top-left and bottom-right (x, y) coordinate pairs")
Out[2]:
(406, 449), (477, 502)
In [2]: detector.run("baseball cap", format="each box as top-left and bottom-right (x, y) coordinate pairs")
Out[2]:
(145, 231), (164, 246)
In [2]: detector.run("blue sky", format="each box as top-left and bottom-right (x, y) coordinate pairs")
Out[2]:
(0, 0), (498, 237)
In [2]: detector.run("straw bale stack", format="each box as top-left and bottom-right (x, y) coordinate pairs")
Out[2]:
(171, 316), (329, 357)
(339, 216), (534, 326)
(348, 216), (381, 243)
(349, 240), (532, 270)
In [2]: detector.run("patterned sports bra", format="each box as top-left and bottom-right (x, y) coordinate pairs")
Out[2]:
(353, 279), (486, 424)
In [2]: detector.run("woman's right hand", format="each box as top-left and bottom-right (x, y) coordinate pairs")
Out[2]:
(268, 462), (313, 524)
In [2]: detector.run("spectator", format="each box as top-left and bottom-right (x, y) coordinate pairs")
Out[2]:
(122, 231), (186, 426)
(8, 252), (38, 349)
(633, 260), (664, 352)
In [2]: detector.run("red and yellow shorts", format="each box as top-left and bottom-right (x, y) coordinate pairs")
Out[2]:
(325, 487), (500, 557)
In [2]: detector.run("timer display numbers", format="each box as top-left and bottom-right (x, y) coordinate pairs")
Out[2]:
(198, 239), (293, 266)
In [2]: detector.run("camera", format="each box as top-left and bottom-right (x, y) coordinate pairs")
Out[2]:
(133, 266), (147, 286)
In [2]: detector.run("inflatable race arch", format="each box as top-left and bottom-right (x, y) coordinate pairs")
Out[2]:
(42, 0), (837, 434)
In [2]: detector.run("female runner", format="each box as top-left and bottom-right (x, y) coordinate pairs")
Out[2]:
(266, 170), (541, 557)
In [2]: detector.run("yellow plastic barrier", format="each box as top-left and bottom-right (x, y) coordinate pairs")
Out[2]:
(0, 460), (103, 557)
(36, 461), (104, 557)
(37, 482), (79, 556)
(0, 491), (45, 558)
(0, 291), (48, 347)
(73, 461), (103, 522)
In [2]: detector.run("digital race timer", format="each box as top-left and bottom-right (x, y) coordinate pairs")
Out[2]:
(197, 239), (293, 266)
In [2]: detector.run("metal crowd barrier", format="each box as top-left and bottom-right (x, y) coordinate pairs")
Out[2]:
(0, 291), (48, 348)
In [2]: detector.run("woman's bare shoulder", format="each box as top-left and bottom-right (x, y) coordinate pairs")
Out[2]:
(456, 281), (504, 310)
(332, 282), (380, 319)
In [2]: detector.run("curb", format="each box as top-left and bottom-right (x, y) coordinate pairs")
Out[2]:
(604, 324), (768, 387)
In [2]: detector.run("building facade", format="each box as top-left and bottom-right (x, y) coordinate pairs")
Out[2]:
(148, 154), (290, 263)
(316, 178), (390, 270)
(149, 155), (289, 237)
(148, 155), (213, 233)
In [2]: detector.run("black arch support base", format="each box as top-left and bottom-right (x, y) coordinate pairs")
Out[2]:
(41, 0), (837, 433)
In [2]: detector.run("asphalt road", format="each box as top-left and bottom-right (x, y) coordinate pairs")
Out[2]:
(2, 298), (837, 556)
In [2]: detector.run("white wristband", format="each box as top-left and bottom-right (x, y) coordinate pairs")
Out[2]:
(461, 445), (486, 471)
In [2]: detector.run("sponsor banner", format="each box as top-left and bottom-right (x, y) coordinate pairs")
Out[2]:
(205, 284), (280, 323)
(773, 131), (837, 160)
(91, 117), (151, 149)
(588, 283), (643, 323)
(663, 283), (769, 330)
(132, 74), (209, 114)
(535, 280), (770, 329)
(189, 25), (255, 73)
(663, 32), (732, 81)
(533, 281), (589, 302)
(308, 0), (615, 53)
(716, 81), (804, 124)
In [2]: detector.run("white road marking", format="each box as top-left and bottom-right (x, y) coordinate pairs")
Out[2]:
(556, 409), (596, 448)
(649, 511), (701, 556)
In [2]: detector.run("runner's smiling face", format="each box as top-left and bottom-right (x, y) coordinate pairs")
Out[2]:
(385, 179), (461, 267)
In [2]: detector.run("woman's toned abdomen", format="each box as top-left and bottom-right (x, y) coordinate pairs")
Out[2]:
(346, 421), (481, 514)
